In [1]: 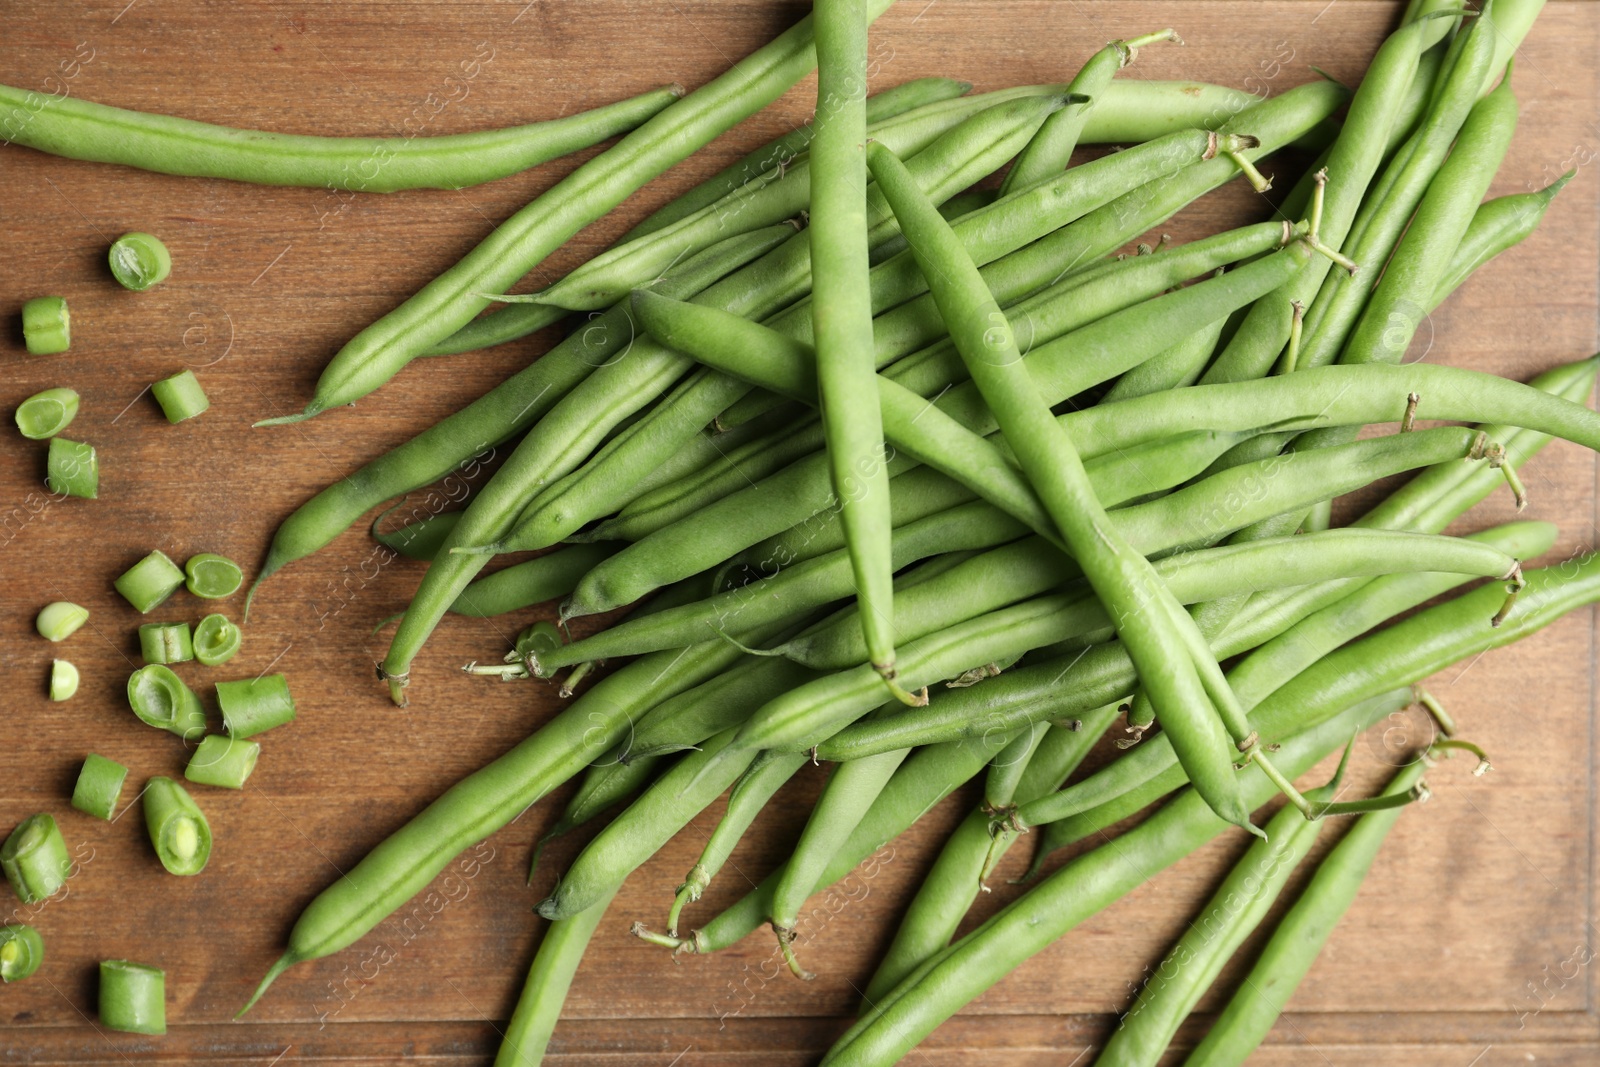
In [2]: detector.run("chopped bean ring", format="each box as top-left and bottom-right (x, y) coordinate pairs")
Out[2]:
(143, 777), (212, 876)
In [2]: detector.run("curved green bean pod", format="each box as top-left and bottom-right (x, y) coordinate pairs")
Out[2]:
(1429, 172), (1571, 311)
(1182, 759), (1431, 1066)
(265, 1), (899, 422)
(1097, 784), (1332, 1067)
(1001, 30), (1180, 194)
(1, 82), (683, 190)
(538, 729), (755, 920)
(248, 222), (788, 606)
(494, 882), (620, 1067)
(372, 509), (463, 561)
(240, 628), (760, 1014)
(622, 76), (972, 241)
(668, 750), (808, 936)
(817, 687), (1465, 1065)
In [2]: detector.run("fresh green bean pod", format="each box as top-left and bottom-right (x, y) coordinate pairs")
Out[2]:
(1097, 792), (1331, 1067)
(0, 924), (44, 983)
(0, 83), (683, 191)
(1429, 172), (1571, 310)
(2, 814), (71, 903)
(1103, 313), (1229, 401)
(449, 544), (622, 618)
(241, 625), (765, 1014)
(249, 223), (790, 606)
(143, 777), (212, 876)
(494, 883), (620, 1067)
(1182, 760), (1430, 1066)
(668, 750), (808, 936)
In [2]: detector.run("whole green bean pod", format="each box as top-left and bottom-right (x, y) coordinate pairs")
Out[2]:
(240, 628), (764, 1014)
(1097, 787), (1332, 1067)
(494, 882), (620, 1067)
(247, 222), (789, 605)
(1000, 29), (1181, 194)
(1182, 760), (1431, 1066)
(448, 544), (620, 619)
(1428, 172), (1571, 310)
(264, 1), (899, 423)
(0, 81), (682, 191)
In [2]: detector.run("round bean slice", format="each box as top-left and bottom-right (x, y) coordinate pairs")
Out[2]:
(185, 552), (243, 598)
(193, 614), (242, 666)
(14, 387), (79, 439)
(0, 924), (44, 983)
(108, 231), (171, 290)
(143, 777), (211, 876)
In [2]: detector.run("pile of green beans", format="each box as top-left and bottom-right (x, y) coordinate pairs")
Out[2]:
(135, 2), (1592, 1063)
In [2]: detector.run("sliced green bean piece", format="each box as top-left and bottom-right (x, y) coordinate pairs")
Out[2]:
(184, 552), (243, 598)
(0, 924), (44, 983)
(2, 814), (71, 903)
(185, 735), (261, 790)
(193, 614), (242, 666)
(139, 621), (195, 664)
(115, 551), (185, 613)
(127, 664), (207, 740)
(151, 369), (210, 423)
(108, 232), (171, 290)
(46, 437), (97, 499)
(21, 295), (70, 355)
(72, 753), (128, 820)
(50, 658), (80, 701)
(143, 776), (211, 876)
(15, 387), (79, 439)
(217, 674), (296, 739)
(1183, 760), (1430, 1066)
(36, 601), (88, 641)
(98, 960), (165, 1034)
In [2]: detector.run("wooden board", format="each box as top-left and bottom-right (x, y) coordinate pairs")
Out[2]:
(1, 1), (1597, 1063)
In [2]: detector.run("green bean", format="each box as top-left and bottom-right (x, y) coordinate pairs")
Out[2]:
(143, 776), (212, 876)
(1483, 0), (1548, 93)
(448, 544), (622, 619)
(3, 81), (683, 190)
(150, 369), (209, 423)
(1293, 6), (1500, 375)
(538, 728), (754, 921)
(115, 550), (185, 613)
(1203, 15), (1435, 385)
(139, 621), (194, 664)
(3, 814), (71, 903)
(217, 674), (296, 739)
(530, 756), (663, 888)
(14, 387), (79, 439)
(185, 735), (261, 790)
(1001, 30), (1180, 195)
(127, 665), (207, 741)
(45, 437), (96, 499)
(193, 614), (242, 666)
(35, 600), (88, 642)
(1183, 760), (1430, 1066)
(249, 223), (790, 606)
(184, 552), (243, 598)
(668, 750), (807, 936)
(1097, 784), (1332, 1067)
(770, 744), (910, 976)
(49, 659), (79, 701)
(241, 627), (761, 1014)
(372, 508), (463, 561)
(622, 653), (822, 765)
(0, 924), (44, 983)
(545, 430), (1238, 667)
(108, 230), (171, 290)
(817, 691), (1438, 1064)
(1430, 172), (1571, 311)
(622, 77), (972, 241)
(98, 959), (166, 1035)
(1103, 313), (1229, 402)
(669, 727), (1019, 957)
(21, 295), (69, 355)
(265, 5), (900, 423)
(810, 521), (1524, 763)
(495, 882), (620, 1067)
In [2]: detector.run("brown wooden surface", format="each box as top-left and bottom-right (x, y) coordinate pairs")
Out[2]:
(2, 1), (1598, 1063)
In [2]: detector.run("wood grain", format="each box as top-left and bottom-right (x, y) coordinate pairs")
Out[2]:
(1, 1), (1597, 1063)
